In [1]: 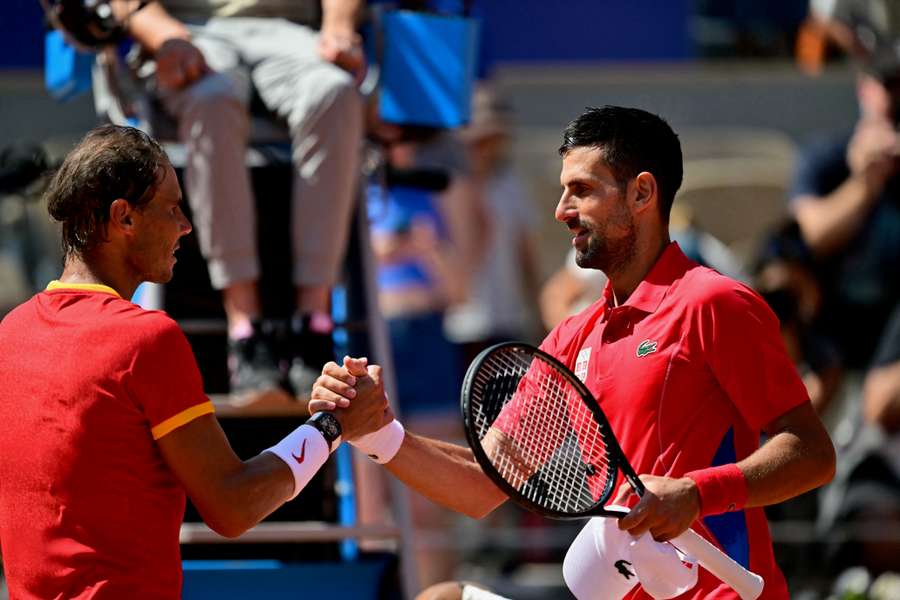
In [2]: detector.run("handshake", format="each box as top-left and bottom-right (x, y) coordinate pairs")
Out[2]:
(309, 356), (405, 464)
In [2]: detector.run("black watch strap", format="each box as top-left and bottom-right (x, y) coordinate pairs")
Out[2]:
(306, 412), (342, 451)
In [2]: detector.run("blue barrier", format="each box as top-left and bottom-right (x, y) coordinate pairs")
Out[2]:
(182, 557), (395, 599)
(44, 30), (93, 102)
(378, 10), (480, 128)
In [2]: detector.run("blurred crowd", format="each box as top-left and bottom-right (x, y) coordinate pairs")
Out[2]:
(1, 0), (900, 598)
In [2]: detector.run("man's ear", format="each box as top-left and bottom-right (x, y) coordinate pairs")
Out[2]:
(631, 172), (658, 215)
(108, 198), (134, 234)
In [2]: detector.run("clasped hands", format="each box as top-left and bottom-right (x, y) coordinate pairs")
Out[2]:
(310, 357), (393, 442)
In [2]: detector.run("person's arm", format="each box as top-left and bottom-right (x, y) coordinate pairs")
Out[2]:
(793, 177), (879, 257)
(742, 401), (836, 505)
(618, 401), (835, 541)
(408, 219), (469, 306)
(125, 1), (209, 90)
(792, 118), (897, 256)
(518, 230), (545, 335)
(310, 358), (508, 519)
(384, 432), (508, 519)
(319, 0), (365, 77)
(125, 1), (189, 52)
(539, 249), (608, 331)
(438, 174), (491, 285)
(157, 365), (390, 538)
(156, 415), (294, 538)
(321, 0), (362, 34)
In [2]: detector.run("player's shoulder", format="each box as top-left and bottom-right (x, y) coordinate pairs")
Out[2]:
(677, 263), (765, 313)
(128, 306), (183, 336)
(104, 302), (185, 345)
(0, 295), (36, 335)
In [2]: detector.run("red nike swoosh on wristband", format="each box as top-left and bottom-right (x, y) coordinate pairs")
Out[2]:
(292, 440), (307, 464)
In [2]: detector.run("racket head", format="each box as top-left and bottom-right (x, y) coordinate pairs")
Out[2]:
(461, 341), (626, 520)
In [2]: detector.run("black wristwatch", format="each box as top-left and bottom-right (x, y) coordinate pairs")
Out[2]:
(306, 412), (342, 452)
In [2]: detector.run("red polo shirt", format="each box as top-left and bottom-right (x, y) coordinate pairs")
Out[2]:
(541, 242), (808, 600)
(0, 282), (214, 599)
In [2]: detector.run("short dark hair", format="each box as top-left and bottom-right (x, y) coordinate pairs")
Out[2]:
(559, 106), (683, 221)
(45, 125), (169, 256)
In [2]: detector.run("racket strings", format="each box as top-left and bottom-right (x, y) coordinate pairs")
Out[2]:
(471, 348), (614, 514)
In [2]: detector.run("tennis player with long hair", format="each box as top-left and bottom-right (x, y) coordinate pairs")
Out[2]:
(0, 125), (390, 599)
(311, 106), (836, 599)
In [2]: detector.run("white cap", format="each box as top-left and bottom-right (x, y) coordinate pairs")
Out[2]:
(563, 508), (639, 600)
(563, 507), (699, 600)
(629, 532), (698, 599)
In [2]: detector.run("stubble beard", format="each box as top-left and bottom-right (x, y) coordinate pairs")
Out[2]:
(574, 220), (637, 276)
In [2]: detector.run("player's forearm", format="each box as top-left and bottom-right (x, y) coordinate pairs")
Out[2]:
(198, 453), (295, 538)
(792, 176), (877, 257)
(739, 407), (835, 508)
(126, 1), (191, 53)
(385, 432), (507, 519)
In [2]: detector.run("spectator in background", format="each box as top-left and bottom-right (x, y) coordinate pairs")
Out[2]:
(754, 220), (843, 416)
(367, 135), (473, 425)
(863, 305), (900, 434)
(539, 204), (748, 330)
(792, 6), (900, 589)
(444, 88), (543, 366)
(126, 0), (365, 401)
(366, 133), (477, 586)
(788, 6), (900, 371)
(825, 309), (900, 589)
(807, 0), (900, 67)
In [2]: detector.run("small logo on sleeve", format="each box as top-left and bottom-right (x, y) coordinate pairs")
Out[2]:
(636, 339), (658, 357)
(292, 439), (307, 464)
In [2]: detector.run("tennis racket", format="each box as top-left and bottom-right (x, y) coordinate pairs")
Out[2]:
(461, 342), (764, 600)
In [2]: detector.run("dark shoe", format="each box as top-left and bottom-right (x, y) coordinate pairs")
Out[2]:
(288, 313), (336, 398)
(228, 320), (288, 400)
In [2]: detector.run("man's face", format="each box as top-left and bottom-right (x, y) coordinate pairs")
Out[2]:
(128, 164), (192, 283)
(556, 146), (636, 274)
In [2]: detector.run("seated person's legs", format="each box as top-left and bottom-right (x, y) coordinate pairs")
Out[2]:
(157, 29), (285, 399)
(148, 18), (364, 400)
(246, 19), (363, 393)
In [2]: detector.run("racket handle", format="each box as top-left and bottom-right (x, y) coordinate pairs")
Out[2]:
(672, 528), (764, 600)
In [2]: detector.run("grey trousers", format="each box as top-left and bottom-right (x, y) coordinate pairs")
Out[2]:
(158, 18), (362, 290)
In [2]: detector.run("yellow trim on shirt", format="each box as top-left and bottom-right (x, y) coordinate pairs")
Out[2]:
(151, 401), (216, 440)
(46, 280), (121, 298)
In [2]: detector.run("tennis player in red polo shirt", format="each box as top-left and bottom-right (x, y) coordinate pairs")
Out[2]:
(311, 106), (837, 599)
(0, 125), (389, 599)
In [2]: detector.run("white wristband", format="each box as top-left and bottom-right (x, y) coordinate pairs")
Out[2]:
(264, 424), (331, 500)
(351, 419), (405, 464)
